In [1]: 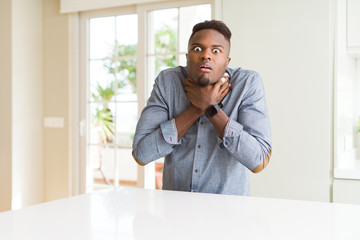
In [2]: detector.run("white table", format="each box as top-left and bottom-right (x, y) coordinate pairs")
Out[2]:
(0, 187), (359, 240)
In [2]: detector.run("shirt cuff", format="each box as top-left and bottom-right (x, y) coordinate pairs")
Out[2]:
(224, 119), (244, 138)
(160, 119), (181, 145)
(217, 119), (244, 148)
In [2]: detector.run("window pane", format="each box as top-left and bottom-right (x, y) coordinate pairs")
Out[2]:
(179, 53), (187, 67)
(90, 17), (116, 59)
(102, 43), (137, 96)
(114, 58), (137, 95)
(116, 92), (137, 102)
(89, 145), (115, 186)
(179, 4), (211, 52)
(89, 102), (116, 145)
(147, 8), (178, 54)
(115, 102), (138, 147)
(116, 14), (138, 47)
(90, 60), (116, 102)
(148, 55), (176, 78)
(116, 148), (138, 182)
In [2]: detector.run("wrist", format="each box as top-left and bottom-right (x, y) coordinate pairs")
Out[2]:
(189, 104), (204, 117)
(205, 104), (221, 118)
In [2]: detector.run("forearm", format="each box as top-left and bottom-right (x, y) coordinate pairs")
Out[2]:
(175, 105), (203, 140)
(208, 109), (229, 139)
(133, 126), (176, 165)
(208, 110), (271, 172)
(133, 105), (203, 165)
(221, 119), (272, 172)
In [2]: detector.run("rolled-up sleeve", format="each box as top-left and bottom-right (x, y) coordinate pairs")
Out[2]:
(218, 73), (272, 170)
(132, 74), (179, 165)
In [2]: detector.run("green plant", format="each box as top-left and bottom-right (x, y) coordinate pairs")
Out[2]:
(154, 26), (177, 74)
(103, 41), (137, 93)
(92, 82), (115, 144)
(356, 117), (360, 134)
(91, 41), (138, 144)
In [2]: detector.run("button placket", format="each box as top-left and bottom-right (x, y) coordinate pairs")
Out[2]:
(191, 116), (207, 192)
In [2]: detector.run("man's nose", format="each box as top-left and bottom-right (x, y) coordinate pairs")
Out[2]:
(201, 49), (211, 60)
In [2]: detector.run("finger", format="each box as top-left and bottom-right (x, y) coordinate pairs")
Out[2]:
(220, 86), (230, 99)
(185, 78), (197, 88)
(220, 83), (231, 96)
(184, 85), (189, 93)
(184, 78), (192, 85)
(222, 84), (231, 95)
(185, 77), (193, 83)
(223, 72), (230, 82)
(215, 77), (227, 90)
(218, 81), (229, 94)
(184, 85), (195, 95)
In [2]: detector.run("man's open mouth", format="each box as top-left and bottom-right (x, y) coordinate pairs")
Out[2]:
(200, 64), (212, 71)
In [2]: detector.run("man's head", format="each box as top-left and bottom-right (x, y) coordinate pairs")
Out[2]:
(186, 20), (231, 86)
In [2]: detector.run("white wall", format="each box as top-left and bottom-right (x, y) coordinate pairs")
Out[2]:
(223, 0), (333, 202)
(0, 0), (13, 212)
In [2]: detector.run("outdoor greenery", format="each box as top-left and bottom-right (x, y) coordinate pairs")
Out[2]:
(103, 41), (137, 93)
(91, 26), (176, 145)
(91, 82), (116, 144)
(154, 26), (177, 74)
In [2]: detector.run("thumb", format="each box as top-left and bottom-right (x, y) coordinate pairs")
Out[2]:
(215, 77), (226, 88)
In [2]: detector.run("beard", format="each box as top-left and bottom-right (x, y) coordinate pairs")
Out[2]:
(196, 76), (211, 86)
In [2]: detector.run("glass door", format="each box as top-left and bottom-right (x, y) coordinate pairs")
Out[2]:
(84, 12), (139, 192)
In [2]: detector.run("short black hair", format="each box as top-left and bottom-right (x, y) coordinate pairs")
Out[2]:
(189, 20), (232, 43)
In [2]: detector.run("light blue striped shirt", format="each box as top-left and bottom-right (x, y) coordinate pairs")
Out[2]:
(133, 66), (271, 195)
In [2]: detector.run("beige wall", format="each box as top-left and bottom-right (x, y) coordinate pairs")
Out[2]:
(43, 0), (70, 202)
(0, 0), (70, 211)
(0, 0), (13, 212)
(224, 0), (333, 201)
(0, 0), (45, 211)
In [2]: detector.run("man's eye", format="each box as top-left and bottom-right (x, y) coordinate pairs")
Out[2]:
(213, 48), (220, 54)
(194, 46), (202, 52)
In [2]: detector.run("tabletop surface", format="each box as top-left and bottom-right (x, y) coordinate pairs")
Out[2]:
(1, 186), (360, 240)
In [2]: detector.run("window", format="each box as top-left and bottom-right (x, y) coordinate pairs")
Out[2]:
(81, 7), (139, 192)
(79, 2), (213, 193)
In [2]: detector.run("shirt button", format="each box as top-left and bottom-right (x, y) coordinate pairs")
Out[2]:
(197, 145), (201, 149)
(195, 169), (198, 173)
(225, 141), (229, 145)
(172, 145), (176, 149)
(200, 121), (204, 125)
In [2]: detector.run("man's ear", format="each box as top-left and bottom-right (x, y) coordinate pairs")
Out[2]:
(185, 53), (189, 66)
(226, 57), (231, 67)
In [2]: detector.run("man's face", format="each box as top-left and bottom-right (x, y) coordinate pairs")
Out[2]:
(186, 29), (231, 86)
